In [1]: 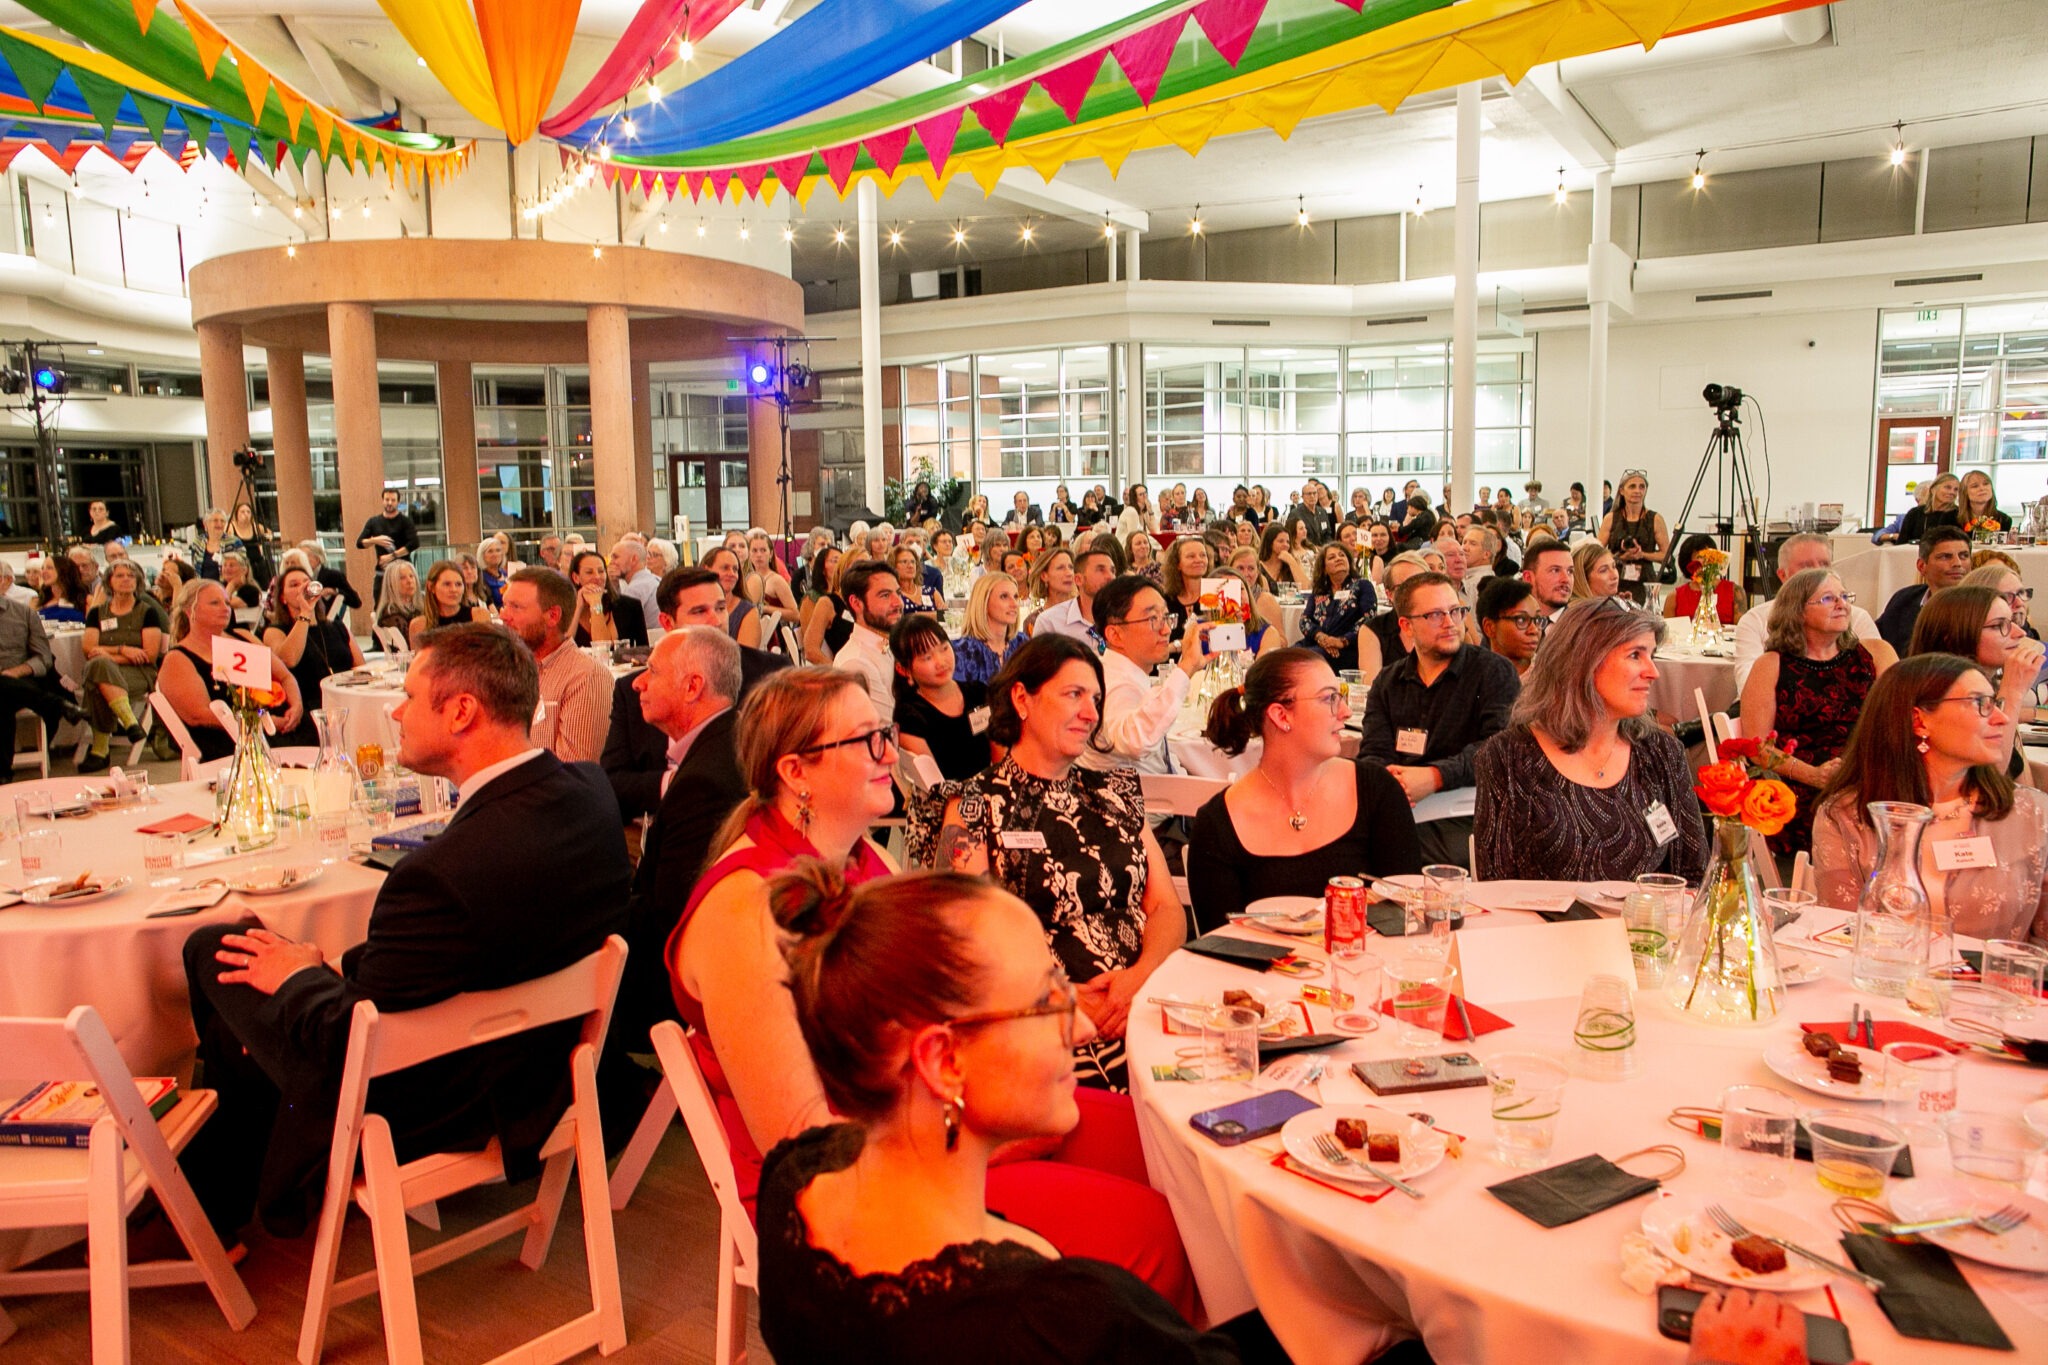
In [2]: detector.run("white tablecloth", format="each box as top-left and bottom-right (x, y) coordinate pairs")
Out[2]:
(1651, 647), (1740, 723)
(1276, 601), (1306, 646)
(319, 667), (407, 757)
(47, 626), (85, 691)
(0, 775), (386, 1076)
(1831, 534), (2048, 613)
(1128, 900), (2048, 1365)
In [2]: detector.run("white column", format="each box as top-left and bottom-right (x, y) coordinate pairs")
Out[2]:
(1124, 342), (1146, 495)
(1105, 225), (1118, 282)
(1450, 81), (1479, 515)
(1123, 227), (1141, 283)
(857, 178), (885, 516)
(1588, 168), (1614, 514)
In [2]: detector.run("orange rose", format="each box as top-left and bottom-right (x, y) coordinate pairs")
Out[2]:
(245, 686), (282, 710)
(1741, 779), (1797, 837)
(1694, 761), (1750, 818)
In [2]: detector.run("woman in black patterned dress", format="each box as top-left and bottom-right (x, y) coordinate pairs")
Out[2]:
(927, 635), (1186, 1091)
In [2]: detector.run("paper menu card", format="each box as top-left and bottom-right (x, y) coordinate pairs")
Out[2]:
(1450, 918), (1633, 1005)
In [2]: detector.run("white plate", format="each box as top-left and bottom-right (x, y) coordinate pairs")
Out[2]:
(1160, 985), (1300, 1039)
(1281, 1105), (1446, 1186)
(223, 865), (323, 896)
(1641, 1195), (1835, 1291)
(2026, 1098), (2048, 1143)
(1238, 895), (1324, 937)
(1578, 881), (1637, 909)
(1774, 947), (1826, 986)
(1762, 1035), (1885, 1101)
(1888, 1178), (2048, 1272)
(21, 875), (131, 906)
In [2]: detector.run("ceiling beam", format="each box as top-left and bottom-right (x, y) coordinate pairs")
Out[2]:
(989, 170), (1148, 232)
(281, 18), (383, 120)
(1510, 64), (1616, 172)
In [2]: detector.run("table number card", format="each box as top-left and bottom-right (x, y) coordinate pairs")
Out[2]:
(1451, 918), (1633, 1005)
(211, 634), (273, 688)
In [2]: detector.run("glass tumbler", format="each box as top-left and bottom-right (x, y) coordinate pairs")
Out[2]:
(1945, 1111), (2048, 1188)
(1624, 874), (1681, 987)
(1486, 1053), (1569, 1169)
(1572, 974), (1637, 1080)
(1390, 954), (1451, 1048)
(1880, 1042), (1958, 1143)
(17, 827), (61, 885)
(1201, 1005), (1261, 1089)
(1720, 1085), (1799, 1197)
(1982, 940), (2047, 1016)
(1331, 952), (1384, 1033)
(142, 831), (183, 888)
(1421, 865), (1468, 937)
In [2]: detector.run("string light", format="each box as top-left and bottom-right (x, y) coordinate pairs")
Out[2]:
(1411, 185), (1424, 216)
(953, 224), (968, 245)
(330, 204), (342, 220)
(1889, 121), (1907, 167)
(678, 37), (694, 62)
(597, 142), (612, 161)
(362, 203), (372, 218)
(1189, 204), (1203, 235)
(250, 194), (262, 216)
(1296, 196), (1309, 227)
(781, 224), (794, 242)
(285, 242), (296, 258)
(1691, 150), (1706, 191)
(292, 204), (303, 220)
(593, 244), (603, 258)
(658, 219), (668, 233)
(832, 223), (847, 244)
(1020, 221), (1034, 243)
(697, 219), (707, 237)
(1102, 220), (1115, 239)
(887, 226), (903, 246)
(645, 83), (662, 103)
(740, 222), (751, 240)
(622, 117), (637, 138)
(1554, 167), (1567, 205)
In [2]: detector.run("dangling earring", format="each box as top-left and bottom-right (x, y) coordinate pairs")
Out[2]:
(1916, 735), (1930, 755)
(797, 789), (814, 833)
(942, 1093), (965, 1152)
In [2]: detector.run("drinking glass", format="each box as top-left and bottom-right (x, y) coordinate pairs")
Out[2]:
(1201, 1005), (1261, 1088)
(15, 792), (53, 826)
(1880, 1042), (1958, 1143)
(1572, 974), (1637, 1080)
(1805, 1111), (1906, 1198)
(1905, 913), (1959, 1017)
(1981, 940), (2047, 1015)
(1486, 1053), (1568, 1168)
(313, 811), (350, 865)
(142, 831), (183, 888)
(1421, 865), (1468, 937)
(1339, 669), (1366, 721)
(1760, 887), (1816, 931)
(127, 769), (152, 805)
(1331, 952), (1383, 1033)
(1945, 1111), (2048, 1187)
(1390, 954), (1451, 1048)
(1945, 983), (2023, 1035)
(1721, 1085), (1799, 1197)
(16, 827), (60, 884)
(1624, 874), (1680, 986)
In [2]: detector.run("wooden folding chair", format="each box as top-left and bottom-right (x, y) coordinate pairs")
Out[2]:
(147, 691), (206, 782)
(0, 1006), (255, 1363)
(652, 1021), (755, 1365)
(297, 935), (630, 1365)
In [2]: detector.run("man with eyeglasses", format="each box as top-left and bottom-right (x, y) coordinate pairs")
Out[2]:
(1521, 542), (1575, 623)
(1476, 577), (1545, 676)
(1733, 532), (1882, 691)
(1876, 526), (1972, 655)
(1083, 574), (1209, 783)
(835, 559), (906, 724)
(1359, 570), (1520, 866)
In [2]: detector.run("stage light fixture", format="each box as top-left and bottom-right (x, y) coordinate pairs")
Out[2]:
(33, 366), (64, 394)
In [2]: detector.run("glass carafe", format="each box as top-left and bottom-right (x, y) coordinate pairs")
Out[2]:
(1851, 801), (1933, 997)
(309, 707), (364, 816)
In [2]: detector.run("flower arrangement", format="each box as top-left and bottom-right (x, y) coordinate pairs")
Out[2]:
(1962, 514), (2002, 546)
(1664, 736), (1797, 1024)
(218, 680), (287, 848)
(1694, 734), (1797, 837)
(1689, 545), (1729, 592)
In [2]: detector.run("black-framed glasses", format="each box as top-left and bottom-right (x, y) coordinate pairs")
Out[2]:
(1402, 606), (1469, 627)
(948, 973), (1078, 1048)
(1983, 615), (2023, 637)
(2003, 588), (2036, 606)
(1111, 609), (1172, 633)
(1931, 694), (2010, 718)
(1497, 612), (1551, 632)
(797, 723), (900, 762)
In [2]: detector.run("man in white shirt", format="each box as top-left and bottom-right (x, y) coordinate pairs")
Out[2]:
(1461, 524), (1503, 598)
(608, 540), (659, 638)
(1081, 575), (1208, 778)
(834, 558), (904, 723)
(1034, 543), (1116, 645)
(1732, 532), (1882, 691)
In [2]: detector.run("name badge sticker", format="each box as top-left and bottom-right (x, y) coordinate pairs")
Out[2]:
(968, 706), (991, 735)
(998, 830), (1047, 851)
(1932, 836), (1996, 872)
(1645, 800), (1679, 847)
(1395, 728), (1429, 756)
(1622, 562), (1643, 582)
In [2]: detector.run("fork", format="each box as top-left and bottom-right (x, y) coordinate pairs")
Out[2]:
(1311, 1132), (1424, 1200)
(1704, 1203), (1885, 1292)
(1877, 1204), (2031, 1238)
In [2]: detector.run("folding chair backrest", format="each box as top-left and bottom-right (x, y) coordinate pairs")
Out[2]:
(780, 623), (802, 659)
(206, 700), (244, 744)
(0, 1007), (175, 1161)
(149, 690), (205, 781)
(649, 1021), (756, 1257)
(898, 750), (943, 793)
(1140, 773), (1228, 819)
(375, 624), (411, 657)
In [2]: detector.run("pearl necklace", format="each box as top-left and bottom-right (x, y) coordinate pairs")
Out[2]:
(1257, 767), (1309, 831)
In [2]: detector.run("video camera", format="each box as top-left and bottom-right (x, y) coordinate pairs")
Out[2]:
(232, 447), (266, 472)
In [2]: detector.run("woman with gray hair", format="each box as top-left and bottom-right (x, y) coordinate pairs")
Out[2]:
(1473, 597), (1708, 882)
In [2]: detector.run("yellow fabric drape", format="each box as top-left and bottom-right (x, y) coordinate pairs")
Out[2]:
(375, 0), (504, 131)
(3, 25), (191, 105)
(472, 0), (582, 147)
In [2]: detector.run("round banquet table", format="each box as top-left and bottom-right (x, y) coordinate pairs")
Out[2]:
(1650, 644), (1738, 723)
(1127, 892), (2048, 1365)
(320, 665), (408, 756)
(0, 774), (387, 1078)
(46, 624), (85, 691)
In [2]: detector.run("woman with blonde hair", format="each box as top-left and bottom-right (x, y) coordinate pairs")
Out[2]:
(1021, 547), (1076, 636)
(1158, 536), (1212, 641)
(954, 570), (1023, 686)
(1570, 538), (1622, 603)
(1123, 529), (1160, 583)
(409, 559), (489, 650)
(746, 529), (801, 616)
(1957, 468), (2010, 535)
(374, 560), (421, 640)
(1596, 469), (1669, 605)
(159, 579), (303, 763)
(477, 535), (511, 608)
(76, 560), (161, 770)
(1899, 470), (1963, 542)
(1962, 560), (2036, 640)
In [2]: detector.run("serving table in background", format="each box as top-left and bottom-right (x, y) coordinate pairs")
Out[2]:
(1128, 895), (2048, 1365)
(1830, 534), (2048, 611)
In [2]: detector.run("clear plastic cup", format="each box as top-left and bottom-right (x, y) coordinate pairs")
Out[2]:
(1487, 1052), (1569, 1168)
(1623, 875), (1678, 987)
(1201, 1005), (1261, 1088)
(1421, 865), (1468, 937)
(1804, 1110), (1906, 1198)
(1946, 983), (2023, 1035)
(1572, 974), (1637, 1080)
(313, 810), (350, 865)
(1945, 1111), (2048, 1187)
(1720, 1084), (1799, 1197)
(1881, 1042), (1958, 1142)
(16, 827), (61, 885)
(1982, 940), (2047, 1015)
(142, 830), (183, 888)
(1390, 955), (1451, 1048)
(1760, 886), (1816, 931)
(1332, 952), (1383, 1033)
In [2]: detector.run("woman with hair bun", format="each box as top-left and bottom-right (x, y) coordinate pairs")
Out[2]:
(757, 861), (1280, 1364)
(668, 666), (1195, 1315)
(1187, 649), (1420, 933)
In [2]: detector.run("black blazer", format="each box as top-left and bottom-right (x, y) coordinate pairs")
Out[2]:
(600, 647), (789, 822)
(260, 753), (630, 1210)
(614, 706), (747, 1048)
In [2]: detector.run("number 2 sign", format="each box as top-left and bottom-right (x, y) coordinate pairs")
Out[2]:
(211, 634), (272, 688)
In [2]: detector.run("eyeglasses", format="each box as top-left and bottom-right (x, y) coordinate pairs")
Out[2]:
(1983, 616), (2022, 637)
(1931, 694), (2010, 717)
(1497, 612), (1551, 632)
(1283, 687), (1346, 714)
(796, 723), (900, 762)
(1402, 606), (1470, 628)
(2003, 588), (2036, 606)
(948, 973), (1078, 1048)
(1621, 468), (1648, 480)
(1110, 609), (1172, 633)
(1810, 592), (1857, 609)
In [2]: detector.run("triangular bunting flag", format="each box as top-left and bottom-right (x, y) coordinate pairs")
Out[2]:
(54, 142), (91, 172)
(223, 121), (253, 171)
(968, 83), (1030, 146)
(1244, 70), (1334, 141)
(1110, 13), (1189, 106)
(130, 93), (171, 143)
(272, 138), (288, 168)
(660, 170), (681, 199)
(1456, 2), (1577, 88)
(1154, 101), (1229, 157)
(1016, 134), (1078, 185)
(1091, 122), (1148, 177)
(176, 105), (212, 152)
(1035, 50), (1107, 123)
(174, 0), (231, 79)
(0, 31), (66, 109)
(967, 157), (1006, 196)
(912, 107), (964, 179)
(1191, 0), (1266, 67)
(306, 104), (334, 155)
(275, 87), (305, 139)
(40, 125), (77, 155)
(864, 126), (912, 178)
(820, 141), (860, 193)
(683, 170), (706, 201)
(131, 0), (159, 32)
(1607, 0), (1693, 51)
(1364, 36), (1452, 114)
(770, 154), (812, 198)
(708, 168), (732, 201)
(759, 179), (778, 207)
(1329, 0), (1362, 9)
(69, 71), (130, 136)
(233, 48), (271, 125)
(106, 129), (141, 159)
(735, 162), (768, 198)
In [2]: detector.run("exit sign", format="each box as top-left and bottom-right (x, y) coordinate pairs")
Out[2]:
(1916, 309), (1939, 322)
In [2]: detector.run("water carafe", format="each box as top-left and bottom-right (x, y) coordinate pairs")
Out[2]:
(1850, 801), (1933, 997)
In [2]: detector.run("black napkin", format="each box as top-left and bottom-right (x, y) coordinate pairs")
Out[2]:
(1366, 903), (1464, 937)
(1183, 934), (1293, 971)
(1486, 1154), (1660, 1228)
(1257, 1033), (1349, 1060)
(1841, 1234), (2013, 1350)
(1535, 901), (1605, 924)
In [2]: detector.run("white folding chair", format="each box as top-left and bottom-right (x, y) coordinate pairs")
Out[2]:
(1140, 774), (1227, 906)
(653, 1021), (755, 1365)
(1791, 851), (1814, 897)
(297, 935), (629, 1365)
(779, 622), (802, 660)
(374, 625), (412, 659)
(0, 1006), (255, 1363)
(147, 692), (206, 782)
(11, 709), (48, 779)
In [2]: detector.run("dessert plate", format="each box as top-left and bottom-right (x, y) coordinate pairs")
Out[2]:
(1281, 1104), (1445, 1186)
(1762, 1036), (1884, 1101)
(1641, 1195), (1833, 1291)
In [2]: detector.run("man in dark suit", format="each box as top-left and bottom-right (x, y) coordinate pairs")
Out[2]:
(600, 626), (749, 1143)
(603, 565), (786, 820)
(181, 624), (630, 1238)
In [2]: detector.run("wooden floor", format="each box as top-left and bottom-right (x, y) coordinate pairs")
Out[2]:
(3, 1123), (773, 1364)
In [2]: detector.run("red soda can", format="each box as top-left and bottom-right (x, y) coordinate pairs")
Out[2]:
(1325, 876), (1368, 956)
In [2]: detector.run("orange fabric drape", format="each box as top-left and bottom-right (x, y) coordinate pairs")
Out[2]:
(472, 0), (583, 146)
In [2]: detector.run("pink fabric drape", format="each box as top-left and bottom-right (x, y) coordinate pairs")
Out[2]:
(538, 0), (747, 140)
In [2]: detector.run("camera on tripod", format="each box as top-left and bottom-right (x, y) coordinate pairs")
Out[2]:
(232, 447), (265, 472)
(1701, 383), (1744, 416)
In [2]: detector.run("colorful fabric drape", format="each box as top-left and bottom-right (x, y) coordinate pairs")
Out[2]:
(538, 0), (747, 140)
(374, 0), (502, 129)
(473, 0), (584, 146)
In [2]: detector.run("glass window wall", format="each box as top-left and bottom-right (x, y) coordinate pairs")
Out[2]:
(1877, 301), (2048, 515)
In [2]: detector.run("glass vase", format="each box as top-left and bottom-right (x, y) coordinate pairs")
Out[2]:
(1663, 816), (1786, 1027)
(1850, 801), (1933, 997)
(1690, 576), (1721, 644)
(217, 705), (280, 849)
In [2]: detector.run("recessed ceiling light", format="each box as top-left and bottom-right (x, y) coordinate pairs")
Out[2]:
(86, 348), (103, 355)
(1013, 362), (1044, 370)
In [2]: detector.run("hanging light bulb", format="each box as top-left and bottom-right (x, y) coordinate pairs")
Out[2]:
(781, 224), (794, 242)
(1296, 196), (1309, 228)
(597, 142), (612, 161)
(888, 226), (903, 246)
(833, 223), (847, 244)
(1412, 185), (1424, 216)
(1889, 121), (1907, 167)
(330, 204), (341, 220)
(678, 38), (694, 62)
(1020, 221), (1034, 243)
(658, 219), (669, 233)
(953, 225), (967, 245)
(697, 219), (707, 237)
(362, 202), (372, 218)
(1102, 220), (1115, 239)
(250, 194), (262, 216)
(292, 204), (303, 220)
(646, 82), (663, 104)
(285, 242), (296, 258)
(1554, 168), (1567, 205)
(1189, 205), (1203, 235)
(740, 222), (751, 240)
(1691, 150), (1706, 191)
(593, 244), (603, 258)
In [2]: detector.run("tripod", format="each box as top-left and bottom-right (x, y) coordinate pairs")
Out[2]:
(1670, 407), (1764, 590)
(729, 334), (823, 585)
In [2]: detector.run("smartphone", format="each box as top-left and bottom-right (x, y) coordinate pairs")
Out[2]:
(1655, 1286), (1854, 1365)
(1188, 1089), (1319, 1146)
